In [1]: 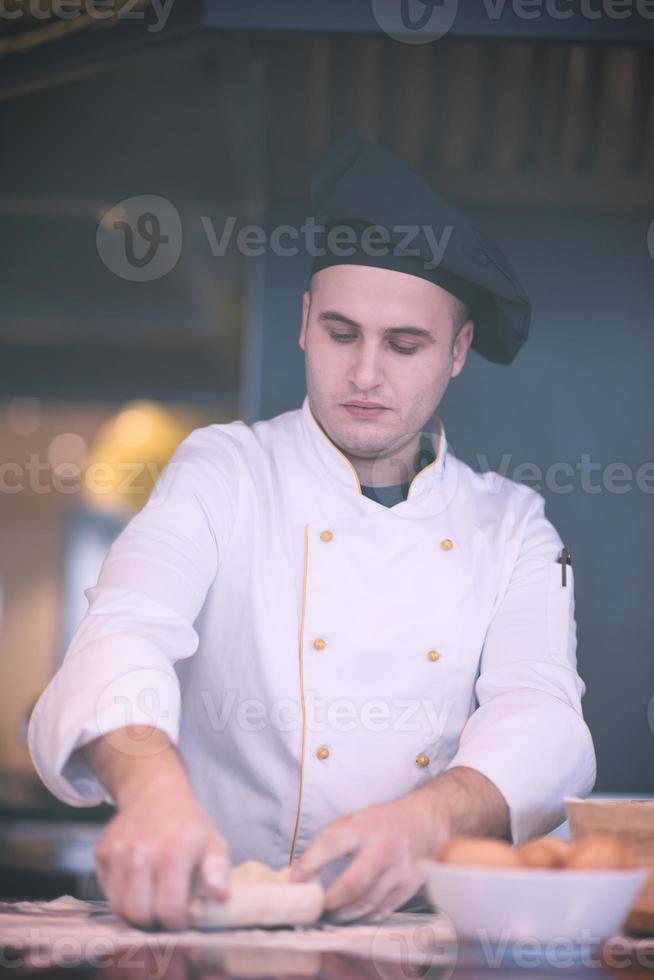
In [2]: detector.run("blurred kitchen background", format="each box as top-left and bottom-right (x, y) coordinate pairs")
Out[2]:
(0, 1), (653, 897)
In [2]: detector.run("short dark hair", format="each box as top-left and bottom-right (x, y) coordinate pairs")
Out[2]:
(451, 296), (471, 344)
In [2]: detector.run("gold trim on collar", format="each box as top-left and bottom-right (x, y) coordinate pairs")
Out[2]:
(308, 402), (363, 494)
(289, 523), (310, 864)
(306, 399), (444, 502)
(406, 416), (444, 502)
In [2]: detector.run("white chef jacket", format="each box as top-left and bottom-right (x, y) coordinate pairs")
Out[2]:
(28, 395), (596, 867)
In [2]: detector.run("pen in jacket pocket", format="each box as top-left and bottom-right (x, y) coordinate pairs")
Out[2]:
(556, 546), (572, 586)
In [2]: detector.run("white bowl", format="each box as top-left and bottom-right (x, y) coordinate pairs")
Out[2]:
(420, 859), (648, 945)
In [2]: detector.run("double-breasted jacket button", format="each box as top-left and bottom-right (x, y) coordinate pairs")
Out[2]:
(427, 649), (440, 662)
(313, 638), (327, 651)
(440, 538), (454, 551)
(320, 530), (334, 542)
(316, 746), (330, 761)
(416, 753), (430, 768)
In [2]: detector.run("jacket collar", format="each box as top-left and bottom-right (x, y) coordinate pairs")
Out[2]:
(299, 394), (448, 505)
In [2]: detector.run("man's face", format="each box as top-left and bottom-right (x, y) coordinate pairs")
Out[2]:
(298, 264), (474, 467)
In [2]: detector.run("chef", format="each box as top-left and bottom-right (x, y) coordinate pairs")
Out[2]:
(28, 135), (596, 930)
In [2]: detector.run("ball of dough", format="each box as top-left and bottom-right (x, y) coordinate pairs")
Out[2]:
(516, 837), (572, 869)
(566, 833), (637, 870)
(437, 836), (521, 868)
(188, 859), (324, 929)
(230, 860), (292, 884)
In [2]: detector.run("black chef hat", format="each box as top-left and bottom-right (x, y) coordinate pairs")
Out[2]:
(309, 134), (531, 365)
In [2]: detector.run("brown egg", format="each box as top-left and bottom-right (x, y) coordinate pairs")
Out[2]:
(541, 836), (575, 864)
(438, 836), (521, 868)
(516, 836), (572, 869)
(566, 833), (637, 870)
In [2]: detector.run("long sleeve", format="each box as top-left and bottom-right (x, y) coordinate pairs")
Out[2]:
(27, 426), (240, 807)
(445, 488), (597, 843)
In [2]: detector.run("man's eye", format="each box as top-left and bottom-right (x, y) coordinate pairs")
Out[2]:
(330, 333), (418, 354)
(330, 333), (417, 355)
(390, 344), (418, 355)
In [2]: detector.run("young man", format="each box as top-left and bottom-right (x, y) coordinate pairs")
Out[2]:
(28, 136), (595, 929)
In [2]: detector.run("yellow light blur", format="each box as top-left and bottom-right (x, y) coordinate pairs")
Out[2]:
(82, 401), (197, 513)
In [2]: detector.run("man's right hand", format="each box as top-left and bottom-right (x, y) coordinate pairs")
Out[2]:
(84, 727), (230, 929)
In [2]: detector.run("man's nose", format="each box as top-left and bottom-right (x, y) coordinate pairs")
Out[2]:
(348, 342), (384, 391)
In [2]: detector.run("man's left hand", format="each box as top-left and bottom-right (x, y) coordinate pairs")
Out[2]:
(288, 794), (447, 922)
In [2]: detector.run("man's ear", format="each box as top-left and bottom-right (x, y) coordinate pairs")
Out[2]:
(451, 319), (474, 379)
(299, 290), (311, 351)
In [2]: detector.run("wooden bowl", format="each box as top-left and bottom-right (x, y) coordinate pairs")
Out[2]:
(565, 797), (654, 935)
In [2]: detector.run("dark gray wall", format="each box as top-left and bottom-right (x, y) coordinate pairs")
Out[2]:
(244, 206), (654, 794)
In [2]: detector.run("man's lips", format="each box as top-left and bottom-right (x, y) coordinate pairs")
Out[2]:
(342, 402), (389, 418)
(343, 401), (388, 409)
